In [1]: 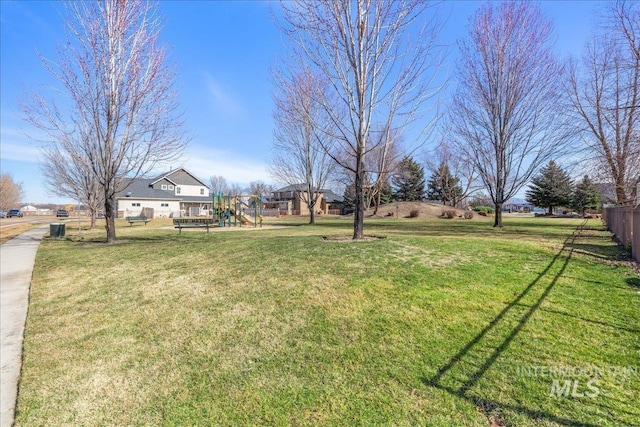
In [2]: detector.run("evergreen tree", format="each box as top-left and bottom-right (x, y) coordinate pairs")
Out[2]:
(571, 175), (600, 215)
(392, 156), (426, 201)
(426, 162), (463, 206)
(343, 183), (356, 210)
(379, 182), (394, 205)
(525, 160), (573, 215)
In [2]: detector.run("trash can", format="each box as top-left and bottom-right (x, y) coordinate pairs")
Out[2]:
(50, 223), (65, 238)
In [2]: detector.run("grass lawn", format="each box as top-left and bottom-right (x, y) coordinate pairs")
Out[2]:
(16, 216), (640, 426)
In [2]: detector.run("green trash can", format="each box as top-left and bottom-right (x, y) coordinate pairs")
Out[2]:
(50, 223), (65, 238)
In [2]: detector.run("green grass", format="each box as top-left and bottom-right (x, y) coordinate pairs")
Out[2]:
(16, 217), (640, 426)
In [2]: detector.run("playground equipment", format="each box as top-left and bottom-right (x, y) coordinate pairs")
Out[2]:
(211, 193), (263, 228)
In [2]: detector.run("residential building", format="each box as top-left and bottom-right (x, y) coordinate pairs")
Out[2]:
(265, 184), (344, 216)
(115, 168), (211, 218)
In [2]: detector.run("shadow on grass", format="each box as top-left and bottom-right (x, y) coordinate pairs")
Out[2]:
(513, 303), (640, 334)
(422, 219), (609, 427)
(564, 242), (623, 260)
(626, 277), (640, 288)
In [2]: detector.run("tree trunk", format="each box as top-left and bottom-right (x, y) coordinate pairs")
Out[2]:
(373, 186), (382, 216)
(353, 154), (365, 239)
(104, 196), (117, 243)
(547, 206), (553, 215)
(309, 202), (316, 225)
(494, 203), (503, 227)
(615, 176), (627, 204)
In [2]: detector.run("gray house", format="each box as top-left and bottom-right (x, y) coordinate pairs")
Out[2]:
(115, 168), (211, 218)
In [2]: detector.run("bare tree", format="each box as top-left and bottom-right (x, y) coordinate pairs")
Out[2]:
(21, 0), (186, 242)
(247, 180), (273, 209)
(269, 68), (336, 225)
(364, 127), (402, 215)
(425, 142), (479, 207)
(40, 140), (103, 229)
(567, 1), (639, 204)
(209, 175), (229, 195)
(449, 2), (568, 227)
(0, 173), (24, 210)
(229, 183), (244, 197)
(279, 0), (444, 238)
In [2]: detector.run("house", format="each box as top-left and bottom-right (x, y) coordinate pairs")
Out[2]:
(265, 184), (344, 215)
(503, 198), (536, 213)
(115, 168), (211, 218)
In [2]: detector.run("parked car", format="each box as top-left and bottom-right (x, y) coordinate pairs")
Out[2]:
(7, 209), (23, 218)
(0, 210), (5, 218)
(56, 209), (69, 218)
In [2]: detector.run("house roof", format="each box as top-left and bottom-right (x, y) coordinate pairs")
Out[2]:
(150, 167), (210, 188)
(322, 190), (343, 203)
(275, 183), (311, 193)
(274, 184), (343, 203)
(115, 177), (211, 203)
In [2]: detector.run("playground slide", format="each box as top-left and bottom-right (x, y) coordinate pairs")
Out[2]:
(229, 208), (254, 225)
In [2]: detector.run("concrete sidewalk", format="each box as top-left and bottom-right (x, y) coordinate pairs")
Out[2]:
(1, 226), (48, 427)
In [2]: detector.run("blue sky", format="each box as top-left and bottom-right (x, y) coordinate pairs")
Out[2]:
(1, 1), (601, 204)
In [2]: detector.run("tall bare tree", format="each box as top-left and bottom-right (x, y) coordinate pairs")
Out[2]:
(229, 183), (244, 197)
(40, 140), (103, 229)
(449, 2), (568, 227)
(567, 1), (639, 204)
(22, 0), (186, 242)
(279, 0), (443, 238)
(364, 127), (402, 215)
(209, 175), (229, 195)
(0, 173), (24, 210)
(269, 69), (336, 225)
(247, 180), (273, 209)
(426, 142), (479, 207)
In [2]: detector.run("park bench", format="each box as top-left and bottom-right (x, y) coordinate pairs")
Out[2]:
(173, 218), (215, 234)
(126, 215), (149, 225)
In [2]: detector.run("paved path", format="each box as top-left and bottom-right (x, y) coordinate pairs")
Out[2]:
(1, 226), (48, 427)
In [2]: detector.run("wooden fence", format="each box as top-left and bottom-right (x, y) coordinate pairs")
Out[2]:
(602, 205), (640, 262)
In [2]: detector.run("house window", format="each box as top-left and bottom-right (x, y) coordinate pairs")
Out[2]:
(132, 203), (140, 207)
(161, 184), (167, 190)
(168, 185), (174, 190)
(200, 188), (205, 195)
(161, 203), (169, 207)
(176, 187), (181, 194)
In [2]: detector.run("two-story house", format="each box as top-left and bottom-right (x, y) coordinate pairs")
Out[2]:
(115, 168), (211, 218)
(265, 184), (344, 215)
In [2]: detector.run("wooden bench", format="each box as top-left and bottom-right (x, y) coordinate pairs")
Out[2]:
(173, 218), (215, 234)
(126, 215), (149, 225)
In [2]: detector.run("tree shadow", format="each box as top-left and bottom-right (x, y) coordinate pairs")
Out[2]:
(626, 277), (640, 288)
(513, 303), (640, 334)
(421, 220), (610, 426)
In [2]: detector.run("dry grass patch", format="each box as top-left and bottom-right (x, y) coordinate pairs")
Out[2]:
(0, 223), (41, 244)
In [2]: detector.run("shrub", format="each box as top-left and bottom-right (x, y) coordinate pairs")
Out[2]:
(408, 209), (420, 218)
(472, 206), (494, 214)
(463, 211), (474, 219)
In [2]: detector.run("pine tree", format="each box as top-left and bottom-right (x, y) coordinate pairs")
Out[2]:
(525, 160), (573, 215)
(426, 162), (463, 206)
(379, 182), (394, 205)
(343, 183), (356, 210)
(571, 175), (600, 215)
(392, 156), (426, 202)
